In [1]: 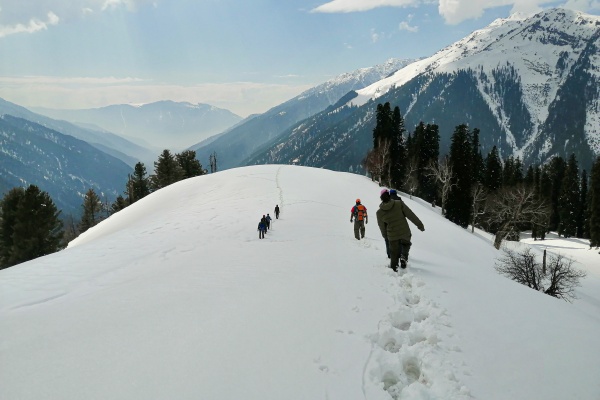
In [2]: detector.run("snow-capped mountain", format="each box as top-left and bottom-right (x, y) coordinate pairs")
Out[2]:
(191, 58), (416, 170)
(34, 100), (243, 151)
(246, 8), (600, 172)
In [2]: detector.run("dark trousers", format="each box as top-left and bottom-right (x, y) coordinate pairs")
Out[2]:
(388, 239), (411, 270)
(259, 229), (265, 239)
(353, 220), (365, 239)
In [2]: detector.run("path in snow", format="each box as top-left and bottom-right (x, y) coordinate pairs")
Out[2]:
(363, 263), (472, 399)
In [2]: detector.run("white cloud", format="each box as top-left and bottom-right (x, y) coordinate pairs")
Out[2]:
(399, 20), (419, 31)
(0, 12), (59, 38)
(563, 0), (600, 10)
(371, 28), (382, 42)
(437, 0), (600, 24)
(313, 0), (599, 24)
(312, 0), (418, 13)
(0, 1), (156, 38)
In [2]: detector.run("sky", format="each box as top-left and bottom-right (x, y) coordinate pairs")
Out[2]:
(0, 1), (599, 117)
(1, 164), (599, 399)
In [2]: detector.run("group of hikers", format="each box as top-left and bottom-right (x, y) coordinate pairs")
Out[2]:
(351, 189), (425, 271)
(257, 205), (280, 239)
(257, 191), (424, 272)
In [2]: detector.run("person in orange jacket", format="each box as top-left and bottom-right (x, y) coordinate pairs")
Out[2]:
(350, 198), (368, 240)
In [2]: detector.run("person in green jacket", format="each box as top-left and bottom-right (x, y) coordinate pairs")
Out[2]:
(376, 188), (425, 271)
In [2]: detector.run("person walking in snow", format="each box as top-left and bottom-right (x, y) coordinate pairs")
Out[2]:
(258, 219), (267, 239)
(274, 205), (280, 219)
(266, 214), (272, 230)
(350, 198), (368, 240)
(389, 188), (401, 201)
(376, 189), (425, 271)
(260, 215), (268, 235)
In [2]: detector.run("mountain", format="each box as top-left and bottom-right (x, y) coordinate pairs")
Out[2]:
(245, 8), (600, 173)
(191, 58), (417, 170)
(0, 98), (156, 167)
(1, 165), (598, 400)
(0, 115), (131, 216)
(34, 101), (243, 151)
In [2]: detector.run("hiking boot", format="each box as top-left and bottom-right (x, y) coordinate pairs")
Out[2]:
(400, 258), (407, 269)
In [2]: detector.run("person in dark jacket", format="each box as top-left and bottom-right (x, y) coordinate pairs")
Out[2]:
(266, 214), (272, 229)
(260, 215), (268, 235)
(376, 189), (425, 271)
(274, 205), (280, 219)
(258, 220), (267, 239)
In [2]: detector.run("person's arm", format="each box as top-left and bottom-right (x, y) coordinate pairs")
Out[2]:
(376, 212), (387, 238)
(402, 203), (425, 231)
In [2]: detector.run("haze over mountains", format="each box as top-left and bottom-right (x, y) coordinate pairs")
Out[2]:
(1, 8), (599, 216)
(34, 101), (243, 151)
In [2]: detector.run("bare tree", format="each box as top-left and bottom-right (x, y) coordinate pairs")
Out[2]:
(427, 157), (454, 215)
(470, 183), (488, 233)
(495, 248), (586, 302)
(487, 184), (550, 249)
(209, 151), (218, 173)
(364, 138), (391, 186)
(404, 158), (419, 199)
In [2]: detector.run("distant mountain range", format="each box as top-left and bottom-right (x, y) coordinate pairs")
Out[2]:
(0, 115), (131, 216)
(34, 101), (243, 151)
(243, 8), (600, 173)
(0, 98), (156, 167)
(191, 58), (417, 170)
(2, 7), (599, 217)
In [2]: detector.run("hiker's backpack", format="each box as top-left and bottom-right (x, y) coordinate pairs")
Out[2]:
(353, 204), (367, 221)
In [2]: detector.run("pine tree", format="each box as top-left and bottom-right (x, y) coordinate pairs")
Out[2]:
(176, 150), (205, 179)
(558, 154), (580, 238)
(524, 165), (535, 188)
(79, 189), (103, 234)
(484, 146), (503, 191)
(111, 195), (128, 215)
(130, 162), (150, 202)
(1, 185), (63, 268)
(152, 149), (185, 190)
(589, 157), (600, 248)
(546, 157), (567, 231)
(446, 124), (473, 228)
(536, 167), (553, 240)
(389, 106), (406, 190)
(0, 187), (26, 268)
(503, 156), (522, 187)
(578, 169), (588, 238)
(514, 157), (524, 185)
(471, 128), (485, 184)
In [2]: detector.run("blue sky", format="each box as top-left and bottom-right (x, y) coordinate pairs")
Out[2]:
(0, 0), (598, 117)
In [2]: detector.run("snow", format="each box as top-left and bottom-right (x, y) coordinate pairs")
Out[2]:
(1, 165), (599, 400)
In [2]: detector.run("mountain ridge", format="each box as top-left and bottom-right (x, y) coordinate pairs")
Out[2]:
(245, 8), (600, 172)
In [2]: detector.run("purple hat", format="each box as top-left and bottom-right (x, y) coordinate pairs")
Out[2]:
(380, 188), (388, 196)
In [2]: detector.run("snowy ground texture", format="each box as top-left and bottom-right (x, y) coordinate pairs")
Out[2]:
(1, 165), (599, 400)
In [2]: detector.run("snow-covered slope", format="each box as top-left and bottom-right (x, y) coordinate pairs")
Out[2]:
(350, 8), (600, 157)
(1, 165), (599, 399)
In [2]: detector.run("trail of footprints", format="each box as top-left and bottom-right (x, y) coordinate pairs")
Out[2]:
(365, 271), (472, 399)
